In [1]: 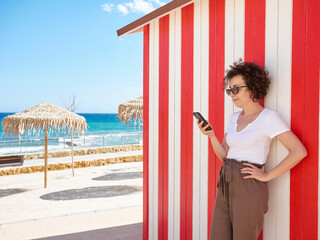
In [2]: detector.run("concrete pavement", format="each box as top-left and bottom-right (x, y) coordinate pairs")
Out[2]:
(0, 161), (143, 240)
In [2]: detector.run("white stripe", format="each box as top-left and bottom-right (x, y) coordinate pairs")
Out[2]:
(153, 19), (159, 240)
(224, 0), (233, 128)
(234, 0), (245, 61)
(168, 10), (176, 240)
(193, 0), (201, 238)
(265, 0), (292, 239)
(273, 0), (292, 239)
(172, 8), (182, 240)
(233, 0), (245, 113)
(149, 19), (160, 240)
(264, 0), (279, 238)
(192, 0), (201, 239)
(168, 11), (175, 240)
(193, 1), (209, 238)
(224, 0), (237, 127)
(148, 21), (155, 240)
(199, 0), (209, 238)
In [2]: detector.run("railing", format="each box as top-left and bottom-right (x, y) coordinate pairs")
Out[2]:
(0, 133), (143, 155)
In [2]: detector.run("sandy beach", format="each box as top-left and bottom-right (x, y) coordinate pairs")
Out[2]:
(0, 161), (143, 240)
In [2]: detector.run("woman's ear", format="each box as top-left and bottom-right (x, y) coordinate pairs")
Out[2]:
(249, 92), (258, 102)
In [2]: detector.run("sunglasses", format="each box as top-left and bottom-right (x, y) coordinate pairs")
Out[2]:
(225, 86), (247, 95)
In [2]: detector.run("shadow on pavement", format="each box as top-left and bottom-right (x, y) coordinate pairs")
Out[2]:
(40, 185), (142, 201)
(0, 188), (27, 198)
(32, 222), (142, 240)
(92, 171), (143, 181)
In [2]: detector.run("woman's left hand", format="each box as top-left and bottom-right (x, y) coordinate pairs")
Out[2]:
(241, 163), (269, 182)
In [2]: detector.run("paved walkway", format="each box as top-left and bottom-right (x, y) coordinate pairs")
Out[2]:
(1, 207), (142, 240)
(0, 161), (143, 239)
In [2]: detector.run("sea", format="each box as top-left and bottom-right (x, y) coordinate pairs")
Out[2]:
(0, 113), (143, 156)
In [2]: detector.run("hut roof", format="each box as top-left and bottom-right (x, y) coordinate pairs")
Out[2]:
(118, 96), (143, 126)
(117, 0), (193, 36)
(2, 102), (87, 136)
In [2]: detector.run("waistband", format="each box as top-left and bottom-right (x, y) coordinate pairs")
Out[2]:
(217, 158), (264, 201)
(223, 158), (264, 169)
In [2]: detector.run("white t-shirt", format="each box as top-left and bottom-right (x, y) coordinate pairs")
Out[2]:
(225, 108), (290, 165)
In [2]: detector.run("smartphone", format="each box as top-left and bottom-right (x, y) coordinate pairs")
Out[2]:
(193, 112), (212, 131)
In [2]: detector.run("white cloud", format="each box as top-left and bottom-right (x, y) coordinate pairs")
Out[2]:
(150, 0), (166, 7)
(116, 0), (169, 15)
(118, 4), (129, 15)
(125, 0), (155, 14)
(102, 3), (114, 12)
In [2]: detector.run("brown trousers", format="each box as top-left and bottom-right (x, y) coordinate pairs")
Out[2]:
(209, 158), (269, 240)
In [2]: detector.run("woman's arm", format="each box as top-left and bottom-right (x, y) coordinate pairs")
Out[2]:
(197, 119), (228, 161)
(241, 130), (307, 182)
(209, 133), (228, 161)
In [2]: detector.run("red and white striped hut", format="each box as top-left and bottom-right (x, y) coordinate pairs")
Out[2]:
(118, 0), (319, 239)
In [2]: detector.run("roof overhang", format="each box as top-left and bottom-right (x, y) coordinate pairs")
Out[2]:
(117, 0), (193, 36)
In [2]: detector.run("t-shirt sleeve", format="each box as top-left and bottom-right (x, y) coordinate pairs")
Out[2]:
(266, 112), (290, 139)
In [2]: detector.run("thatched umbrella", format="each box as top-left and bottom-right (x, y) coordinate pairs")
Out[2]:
(1, 102), (86, 188)
(118, 96), (143, 128)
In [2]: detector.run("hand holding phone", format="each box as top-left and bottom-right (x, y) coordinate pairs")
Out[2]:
(193, 112), (212, 131)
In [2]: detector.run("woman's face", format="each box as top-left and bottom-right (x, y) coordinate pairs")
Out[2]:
(228, 75), (253, 108)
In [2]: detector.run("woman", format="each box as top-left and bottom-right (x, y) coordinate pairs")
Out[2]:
(197, 60), (307, 240)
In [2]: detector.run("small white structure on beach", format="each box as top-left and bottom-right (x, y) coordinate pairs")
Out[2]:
(118, 0), (320, 239)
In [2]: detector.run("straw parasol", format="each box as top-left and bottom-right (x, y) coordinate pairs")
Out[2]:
(1, 102), (86, 188)
(118, 96), (143, 128)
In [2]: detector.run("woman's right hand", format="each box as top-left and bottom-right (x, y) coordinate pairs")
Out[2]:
(197, 119), (214, 137)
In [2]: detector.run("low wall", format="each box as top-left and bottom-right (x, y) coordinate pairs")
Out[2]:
(23, 144), (143, 160)
(0, 154), (143, 176)
(0, 144), (143, 176)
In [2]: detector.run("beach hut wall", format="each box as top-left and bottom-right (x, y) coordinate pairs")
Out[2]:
(117, 0), (320, 239)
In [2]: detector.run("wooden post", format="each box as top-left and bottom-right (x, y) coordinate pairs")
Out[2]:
(71, 129), (74, 177)
(44, 126), (48, 188)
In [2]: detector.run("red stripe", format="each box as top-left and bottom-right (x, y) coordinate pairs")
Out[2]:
(208, 0), (225, 238)
(245, 0), (266, 66)
(180, 4), (194, 240)
(143, 24), (150, 240)
(245, 0), (266, 108)
(244, 1), (266, 239)
(291, 0), (320, 238)
(158, 15), (169, 240)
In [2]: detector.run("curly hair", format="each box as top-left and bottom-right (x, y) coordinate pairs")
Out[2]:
(224, 59), (271, 102)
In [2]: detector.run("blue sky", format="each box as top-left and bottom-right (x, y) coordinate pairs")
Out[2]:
(0, 0), (170, 113)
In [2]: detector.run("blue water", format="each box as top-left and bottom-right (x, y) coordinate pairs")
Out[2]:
(0, 113), (143, 155)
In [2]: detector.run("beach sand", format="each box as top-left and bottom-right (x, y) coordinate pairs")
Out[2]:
(0, 161), (143, 240)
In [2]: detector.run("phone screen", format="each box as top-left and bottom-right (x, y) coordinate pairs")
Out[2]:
(193, 112), (212, 131)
